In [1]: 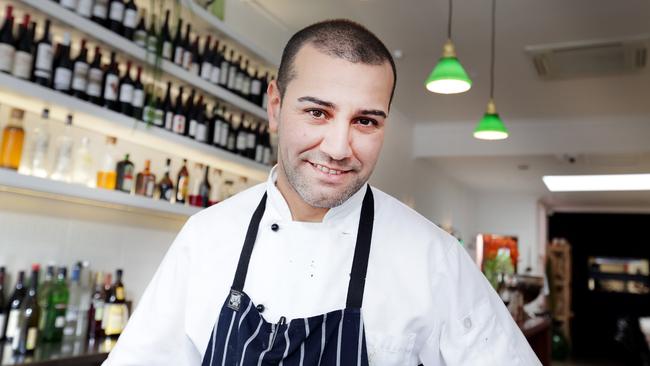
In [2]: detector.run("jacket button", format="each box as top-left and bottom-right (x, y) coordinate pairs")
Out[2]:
(256, 304), (265, 313)
(271, 223), (279, 232)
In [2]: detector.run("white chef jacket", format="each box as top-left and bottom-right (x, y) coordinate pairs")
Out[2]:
(103, 167), (541, 366)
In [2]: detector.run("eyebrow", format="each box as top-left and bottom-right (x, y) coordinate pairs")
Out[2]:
(297, 96), (387, 119)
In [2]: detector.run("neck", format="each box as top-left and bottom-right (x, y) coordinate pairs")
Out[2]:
(275, 164), (329, 222)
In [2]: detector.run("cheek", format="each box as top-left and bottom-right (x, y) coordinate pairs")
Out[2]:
(352, 132), (384, 165)
(280, 118), (322, 153)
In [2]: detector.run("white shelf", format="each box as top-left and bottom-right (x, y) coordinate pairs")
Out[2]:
(0, 72), (270, 182)
(0, 168), (201, 218)
(17, 0), (270, 121)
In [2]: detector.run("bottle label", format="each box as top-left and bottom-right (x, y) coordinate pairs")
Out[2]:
(134, 30), (147, 48)
(242, 78), (251, 96)
(60, 0), (77, 9)
(87, 68), (103, 97)
(77, 0), (93, 17)
(147, 36), (157, 53)
(219, 61), (229, 85)
(116, 287), (125, 301)
(251, 80), (262, 96)
(172, 115), (186, 134)
(255, 144), (263, 162)
(0, 43), (15, 72)
(189, 119), (198, 137)
(104, 304), (128, 335)
(182, 51), (192, 69)
(5, 309), (21, 338)
(236, 134), (247, 151)
(35, 43), (53, 74)
(154, 108), (164, 126)
(174, 47), (184, 65)
(142, 105), (153, 123)
(196, 124), (207, 142)
(234, 74), (243, 93)
(11, 51), (33, 79)
(162, 42), (173, 60)
(164, 111), (173, 130)
(145, 180), (155, 197)
(262, 93), (269, 110)
(210, 65), (220, 84)
(119, 83), (134, 103)
(189, 62), (200, 75)
(55, 315), (66, 328)
(54, 67), (73, 91)
(103, 73), (119, 101)
(94, 300), (105, 321)
(162, 186), (172, 201)
(247, 133), (255, 149)
(212, 121), (222, 145)
(72, 61), (89, 91)
(92, 3), (108, 18)
(227, 67), (237, 89)
(200, 62), (212, 80)
(123, 8), (138, 29)
(220, 125), (229, 147)
(109, 2), (125, 22)
(132, 89), (144, 108)
(123, 171), (134, 192)
(26, 327), (38, 351)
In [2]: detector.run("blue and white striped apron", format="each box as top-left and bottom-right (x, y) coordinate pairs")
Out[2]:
(201, 186), (375, 366)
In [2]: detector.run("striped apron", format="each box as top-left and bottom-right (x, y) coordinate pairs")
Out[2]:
(201, 186), (375, 366)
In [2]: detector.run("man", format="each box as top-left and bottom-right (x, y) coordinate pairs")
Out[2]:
(104, 20), (541, 365)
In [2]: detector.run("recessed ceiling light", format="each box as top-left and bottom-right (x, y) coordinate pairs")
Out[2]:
(543, 174), (650, 192)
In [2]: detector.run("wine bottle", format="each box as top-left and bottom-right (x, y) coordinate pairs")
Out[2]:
(91, 0), (109, 27)
(255, 124), (265, 163)
(236, 115), (247, 156)
(220, 110), (231, 149)
(226, 114), (237, 152)
(162, 81), (173, 130)
(263, 128), (272, 165)
(12, 264), (40, 355)
(156, 158), (174, 201)
(102, 51), (120, 110)
(133, 8), (147, 48)
(175, 159), (189, 204)
(40, 266), (69, 343)
(188, 95), (203, 139)
(199, 35), (212, 81)
(172, 18), (184, 66)
(71, 39), (89, 100)
(246, 121), (257, 159)
(135, 159), (156, 197)
(209, 39), (221, 85)
(261, 73), (270, 109)
(86, 46), (103, 105)
(198, 165), (211, 207)
(60, 0), (78, 11)
(146, 13), (157, 54)
(122, 0), (138, 41)
(107, 0), (125, 36)
(32, 19), (53, 86)
(183, 88), (197, 135)
(194, 101), (208, 143)
(171, 86), (186, 135)
(240, 59), (251, 99)
(188, 36), (200, 75)
(211, 104), (222, 148)
(160, 9), (172, 60)
(115, 153), (134, 193)
(0, 5), (16, 74)
(132, 66), (144, 120)
(3, 270), (25, 341)
(76, 0), (94, 18)
(11, 14), (32, 80)
(52, 32), (73, 94)
(234, 58), (245, 96)
(152, 89), (164, 127)
(181, 23), (192, 70)
(250, 69), (263, 106)
(227, 53), (240, 92)
(87, 271), (105, 340)
(118, 60), (134, 116)
(218, 46), (230, 87)
(141, 84), (154, 124)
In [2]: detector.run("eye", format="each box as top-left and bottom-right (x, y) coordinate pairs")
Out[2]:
(355, 118), (378, 127)
(307, 109), (326, 119)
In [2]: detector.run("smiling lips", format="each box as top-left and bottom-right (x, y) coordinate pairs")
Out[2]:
(309, 161), (349, 176)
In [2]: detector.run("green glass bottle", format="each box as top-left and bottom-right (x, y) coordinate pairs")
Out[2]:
(40, 267), (69, 342)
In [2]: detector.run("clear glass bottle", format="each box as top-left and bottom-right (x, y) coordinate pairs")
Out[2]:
(0, 108), (26, 170)
(28, 108), (51, 178)
(96, 136), (117, 190)
(72, 137), (94, 187)
(50, 114), (75, 182)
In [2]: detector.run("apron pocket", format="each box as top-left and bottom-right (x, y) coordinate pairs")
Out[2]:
(365, 331), (417, 365)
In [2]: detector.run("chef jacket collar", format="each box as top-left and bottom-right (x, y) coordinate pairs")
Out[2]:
(266, 165), (368, 225)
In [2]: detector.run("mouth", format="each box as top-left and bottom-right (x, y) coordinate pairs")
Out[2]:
(308, 161), (350, 176)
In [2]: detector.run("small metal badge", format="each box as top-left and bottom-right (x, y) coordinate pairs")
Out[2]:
(227, 290), (243, 311)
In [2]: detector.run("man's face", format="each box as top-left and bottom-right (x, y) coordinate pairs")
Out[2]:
(268, 44), (394, 208)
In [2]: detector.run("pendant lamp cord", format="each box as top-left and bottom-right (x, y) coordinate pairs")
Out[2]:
(490, 0), (496, 99)
(447, 0), (453, 39)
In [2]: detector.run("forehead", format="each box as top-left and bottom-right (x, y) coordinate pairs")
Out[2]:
(287, 44), (394, 110)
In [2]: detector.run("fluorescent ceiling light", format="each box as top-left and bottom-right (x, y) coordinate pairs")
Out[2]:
(543, 174), (650, 192)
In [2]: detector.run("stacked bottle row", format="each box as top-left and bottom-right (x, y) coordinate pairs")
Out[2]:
(0, 107), (253, 208)
(0, 6), (274, 164)
(0, 264), (129, 356)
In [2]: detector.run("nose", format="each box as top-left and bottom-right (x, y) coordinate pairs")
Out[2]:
(319, 119), (353, 161)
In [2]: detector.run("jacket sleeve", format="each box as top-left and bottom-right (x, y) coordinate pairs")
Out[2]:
(418, 238), (542, 366)
(102, 216), (201, 366)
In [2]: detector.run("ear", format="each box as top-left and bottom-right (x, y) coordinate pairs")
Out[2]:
(267, 80), (282, 133)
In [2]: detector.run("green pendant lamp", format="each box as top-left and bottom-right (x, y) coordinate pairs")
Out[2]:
(474, 0), (508, 140)
(425, 0), (472, 94)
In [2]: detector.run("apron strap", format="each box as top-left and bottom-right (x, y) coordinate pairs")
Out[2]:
(346, 186), (374, 309)
(232, 192), (268, 292)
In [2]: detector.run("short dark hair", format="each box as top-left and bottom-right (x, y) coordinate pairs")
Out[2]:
(277, 19), (397, 106)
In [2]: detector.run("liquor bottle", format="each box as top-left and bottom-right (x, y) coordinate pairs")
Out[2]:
(40, 266), (68, 343)
(246, 122), (257, 159)
(171, 86), (186, 135)
(218, 47), (230, 87)
(50, 114), (75, 182)
(132, 66), (144, 120)
(74, 261), (92, 340)
(12, 264), (40, 355)
(236, 115), (247, 156)
(4, 271), (26, 341)
(52, 32), (73, 94)
(188, 36), (200, 75)
(71, 39), (89, 100)
(227, 53), (240, 92)
(209, 40), (222, 85)
(32, 19), (53, 86)
(122, 0), (138, 41)
(162, 81), (173, 131)
(96, 136), (117, 189)
(188, 95), (203, 139)
(11, 14), (33, 80)
(0, 5), (15, 74)
(29, 108), (51, 178)
(0, 108), (26, 170)
(198, 165), (211, 207)
(60, 0), (78, 11)
(37, 264), (54, 316)
(175, 159), (189, 204)
(91, 0), (109, 27)
(250, 70), (263, 106)
(181, 23), (192, 70)
(72, 136), (94, 187)
(87, 271), (105, 340)
(108, 0), (125, 36)
(160, 9), (172, 61)
(102, 51), (120, 111)
(133, 8), (147, 48)
(62, 263), (81, 338)
(135, 159), (156, 197)
(103, 269), (128, 339)
(156, 158), (174, 201)
(199, 36), (212, 81)
(86, 47), (103, 105)
(76, 0), (94, 19)
(118, 60), (134, 116)
(172, 18), (184, 66)
(115, 153), (134, 193)
(146, 13), (157, 54)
